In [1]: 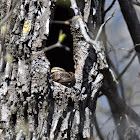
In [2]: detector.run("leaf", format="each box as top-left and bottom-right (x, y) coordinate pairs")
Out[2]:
(58, 30), (66, 43)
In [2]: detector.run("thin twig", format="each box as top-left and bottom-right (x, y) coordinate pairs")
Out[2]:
(136, 0), (140, 4)
(95, 10), (115, 42)
(70, 0), (99, 50)
(0, 0), (19, 27)
(50, 20), (70, 25)
(107, 56), (125, 100)
(25, 42), (65, 63)
(110, 43), (140, 81)
(94, 115), (104, 140)
(136, 0), (140, 5)
(133, 1), (140, 6)
(104, 0), (116, 15)
(117, 53), (136, 81)
(100, 115), (112, 129)
(107, 39), (119, 69)
(50, 15), (82, 25)
(134, 43), (140, 51)
(0, 0), (15, 72)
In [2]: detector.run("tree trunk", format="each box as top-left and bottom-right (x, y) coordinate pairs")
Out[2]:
(0, 0), (114, 139)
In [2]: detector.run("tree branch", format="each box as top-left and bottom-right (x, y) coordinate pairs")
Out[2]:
(70, 0), (101, 51)
(133, 0), (140, 6)
(94, 115), (104, 140)
(116, 53), (136, 81)
(105, 89), (140, 127)
(118, 0), (140, 56)
(25, 42), (69, 63)
(0, 0), (19, 28)
(104, 0), (116, 15)
(95, 11), (115, 42)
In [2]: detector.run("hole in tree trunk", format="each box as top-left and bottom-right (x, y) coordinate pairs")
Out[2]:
(44, 4), (74, 72)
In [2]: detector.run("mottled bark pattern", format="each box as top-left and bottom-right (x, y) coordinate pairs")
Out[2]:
(0, 0), (108, 139)
(0, 0), (51, 139)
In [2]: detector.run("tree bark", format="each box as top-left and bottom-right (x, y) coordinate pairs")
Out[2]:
(2, 0), (140, 140)
(0, 0), (109, 139)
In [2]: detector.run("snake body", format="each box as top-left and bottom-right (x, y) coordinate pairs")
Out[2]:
(51, 67), (75, 85)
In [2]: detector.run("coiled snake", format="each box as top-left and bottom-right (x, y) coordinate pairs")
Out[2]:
(51, 67), (75, 85)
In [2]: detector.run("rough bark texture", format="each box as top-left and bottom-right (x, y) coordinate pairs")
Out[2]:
(0, 0), (111, 139)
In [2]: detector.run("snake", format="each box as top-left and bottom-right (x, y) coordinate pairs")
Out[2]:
(51, 67), (75, 85)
